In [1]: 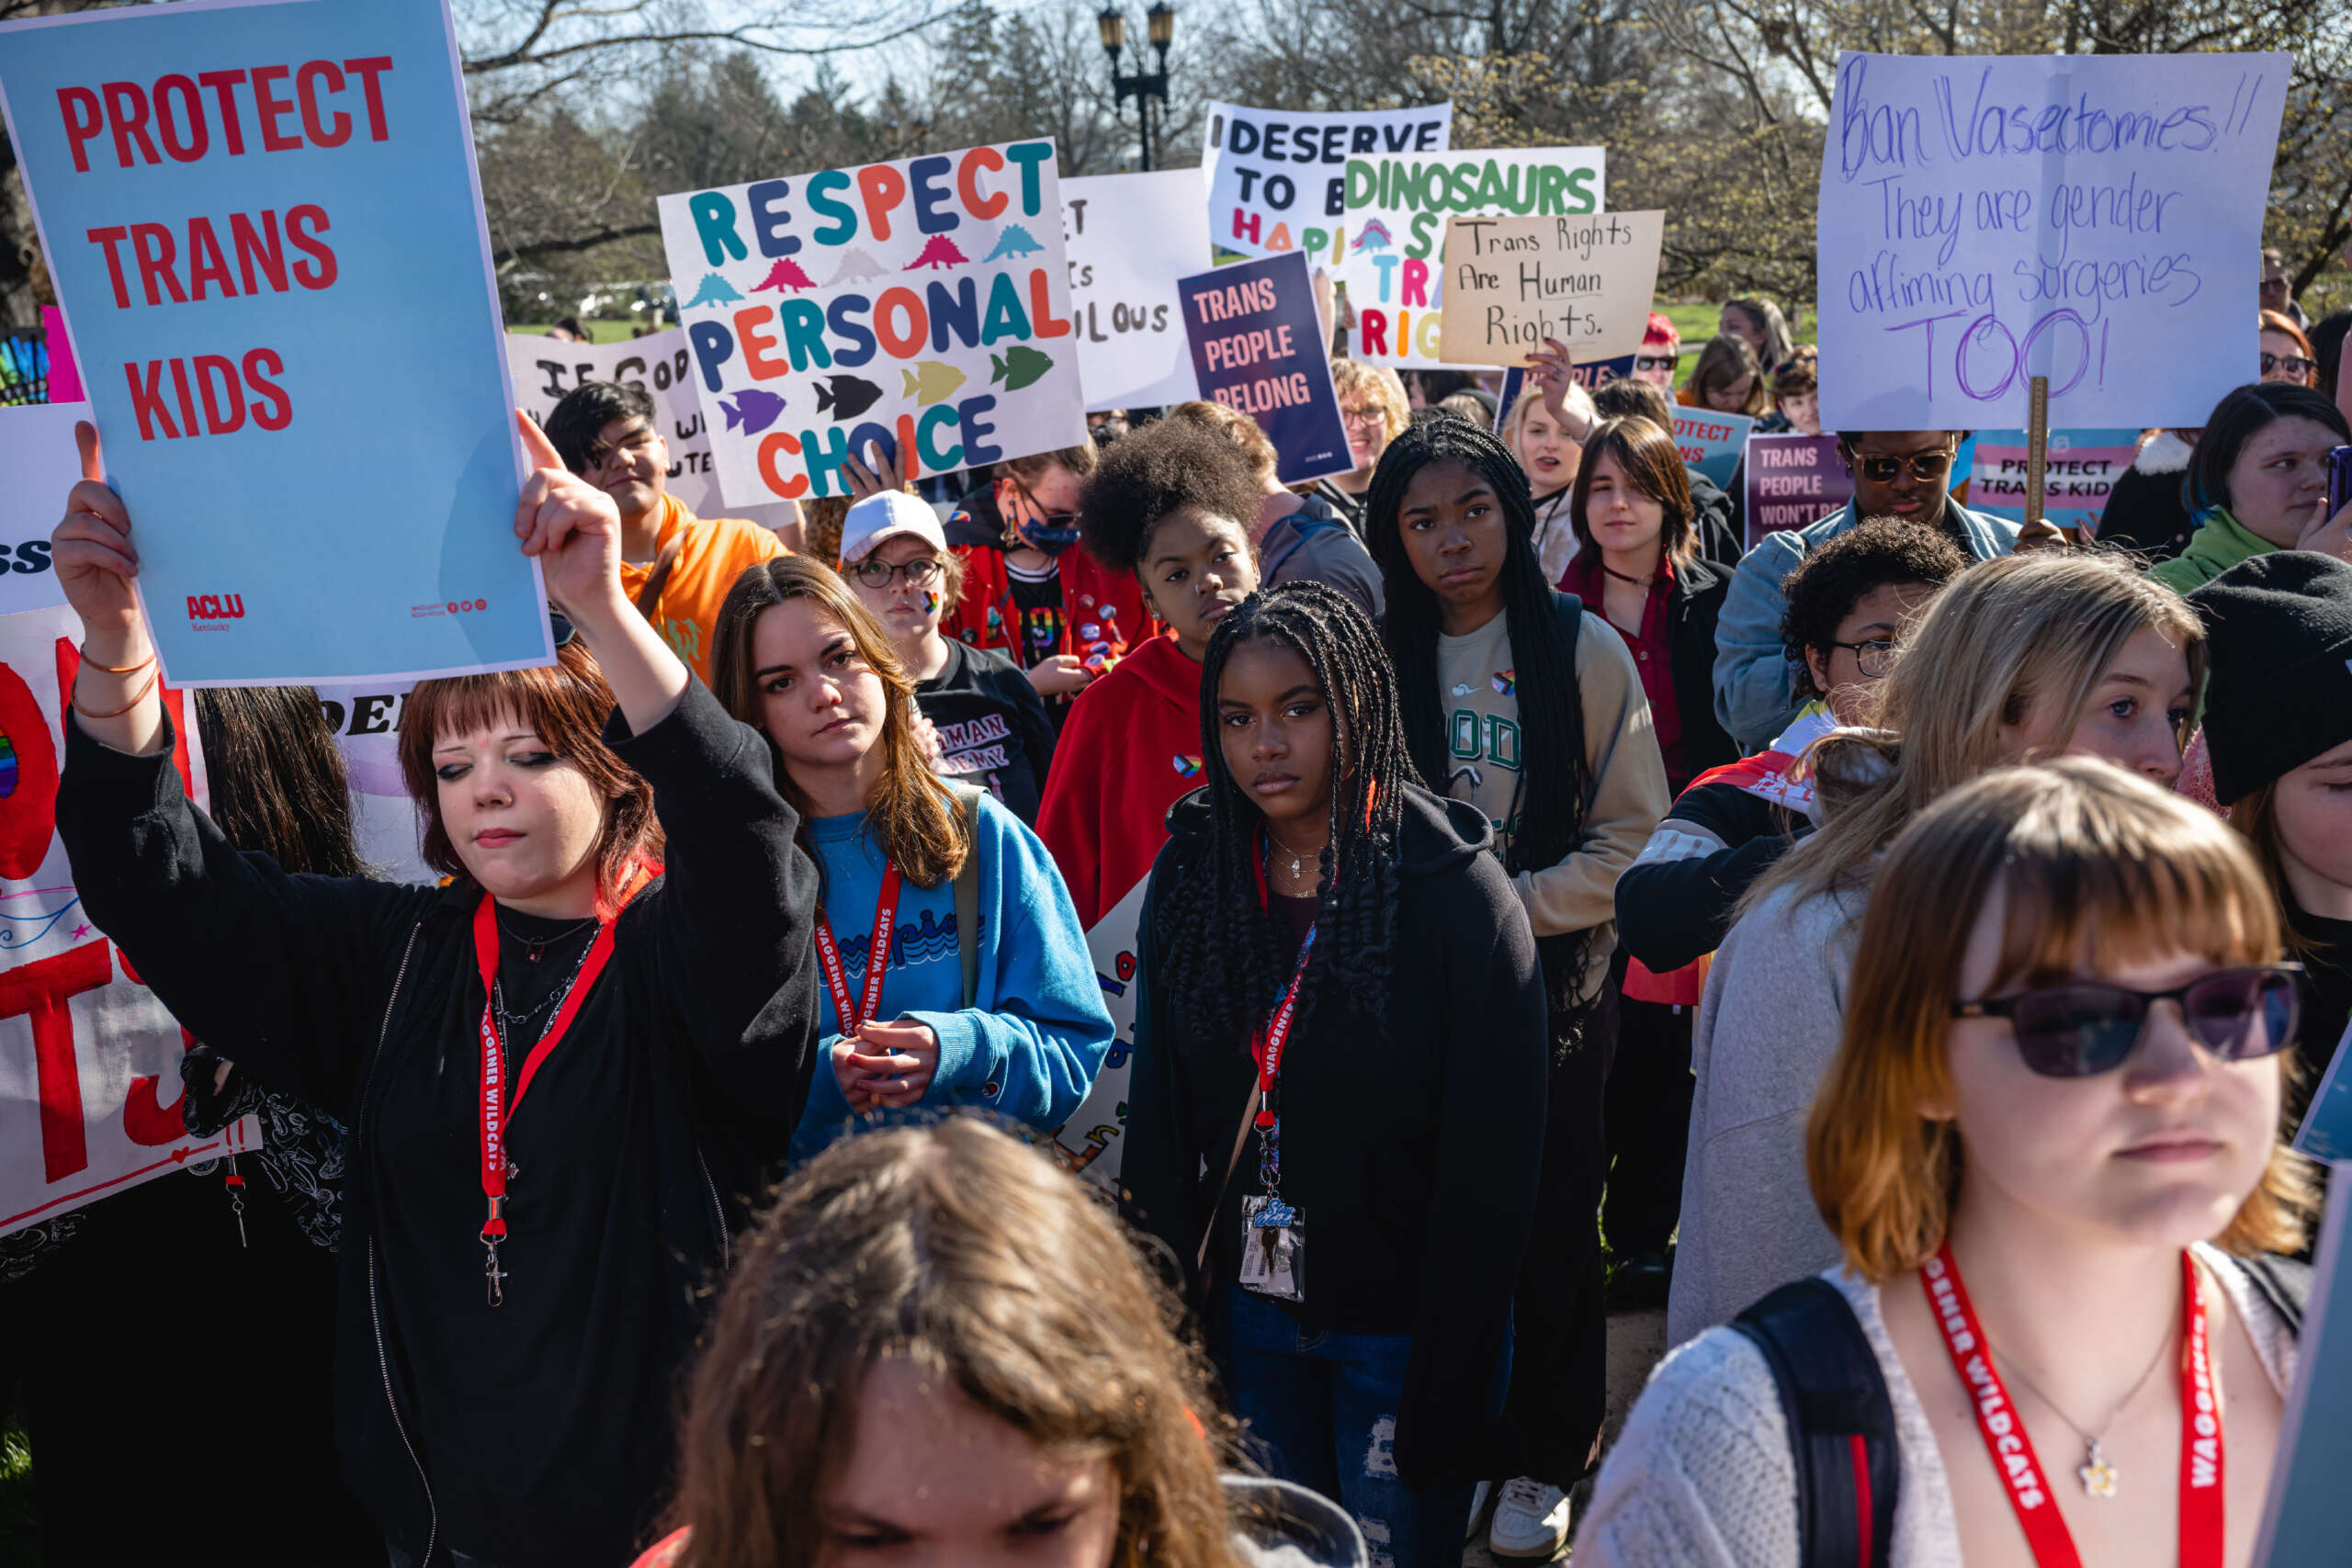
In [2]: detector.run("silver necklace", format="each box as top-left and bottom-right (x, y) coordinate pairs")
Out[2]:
(492, 936), (595, 1057)
(1990, 1314), (2177, 1498)
(1265, 828), (1323, 886)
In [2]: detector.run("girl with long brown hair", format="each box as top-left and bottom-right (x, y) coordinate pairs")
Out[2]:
(1580, 759), (2313, 1568)
(712, 557), (1112, 1160)
(51, 414), (825, 1568)
(635, 1116), (1368, 1568)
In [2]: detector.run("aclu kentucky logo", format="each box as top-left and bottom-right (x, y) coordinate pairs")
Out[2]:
(186, 592), (245, 628)
(412, 598), (492, 619)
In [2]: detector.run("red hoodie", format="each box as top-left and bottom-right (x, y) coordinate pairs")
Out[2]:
(1036, 633), (1205, 929)
(946, 542), (1153, 673)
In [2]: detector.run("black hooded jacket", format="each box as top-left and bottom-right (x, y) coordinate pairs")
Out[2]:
(1119, 784), (1548, 1489)
(57, 682), (820, 1568)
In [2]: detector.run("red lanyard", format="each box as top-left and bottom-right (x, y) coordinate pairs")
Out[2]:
(473, 876), (646, 1307)
(812, 863), (904, 1036)
(1920, 1243), (2222, 1568)
(1250, 827), (1317, 1130)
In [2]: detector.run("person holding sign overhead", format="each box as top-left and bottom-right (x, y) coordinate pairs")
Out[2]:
(706, 555), (1110, 1163)
(51, 416), (823, 1568)
(542, 381), (789, 686)
(1578, 760), (2313, 1568)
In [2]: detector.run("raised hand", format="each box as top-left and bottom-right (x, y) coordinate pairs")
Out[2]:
(53, 422), (142, 640)
(1523, 336), (1597, 441)
(513, 412), (626, 617)
(842, 440), (909, 503)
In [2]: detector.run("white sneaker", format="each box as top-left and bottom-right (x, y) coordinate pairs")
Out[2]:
(1487, 1476), (1571, 1560)
(1466, 1479), (1493, 1541)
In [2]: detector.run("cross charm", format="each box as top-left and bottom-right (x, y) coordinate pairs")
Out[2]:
(2078, 1439), (2118, 1498)
(484, 1239), (508, 1307)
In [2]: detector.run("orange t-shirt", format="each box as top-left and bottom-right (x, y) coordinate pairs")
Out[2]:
(618, 493), (787, 685)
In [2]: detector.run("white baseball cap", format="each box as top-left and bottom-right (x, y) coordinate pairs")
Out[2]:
(839, 491), (948, 565)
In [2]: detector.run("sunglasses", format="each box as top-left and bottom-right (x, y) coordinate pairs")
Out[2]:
(1951, 964), (2301, 1078)
(2260, 352), (2316, 378)
(1634, 355), (1678, 371)
(1850, 449), (1955, 484)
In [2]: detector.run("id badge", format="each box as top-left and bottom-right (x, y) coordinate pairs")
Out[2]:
(1238, 1195), (1306, 1301)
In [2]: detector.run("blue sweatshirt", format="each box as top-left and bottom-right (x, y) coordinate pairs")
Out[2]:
(789, 792), (1114, 1159)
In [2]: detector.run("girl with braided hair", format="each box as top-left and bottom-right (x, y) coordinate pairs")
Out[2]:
(1120, 581), (1549, 1568)
(1364, 413), (1669, 1559)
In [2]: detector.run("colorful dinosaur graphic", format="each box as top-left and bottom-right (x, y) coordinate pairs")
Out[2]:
(720, 389), (788, 434)
(751, 257), (818, 292)
(904, 234), (971, 271)
(1350, 220), (1395, 253)
(684, 272), (744, 308)
(823, 248), (887, 286)
(981, 224), (1045, 262)
(814, 375), (884, 420)
(989, 344), (1054, 392)
(900, 361), (967, 406)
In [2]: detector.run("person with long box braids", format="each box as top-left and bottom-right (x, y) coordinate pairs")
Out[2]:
(1364, 413), (1670, 1559)
(1119, 582), (1549, 1568)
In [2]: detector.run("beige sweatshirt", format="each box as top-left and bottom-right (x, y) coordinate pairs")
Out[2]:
(1434, 607), (1670, 998)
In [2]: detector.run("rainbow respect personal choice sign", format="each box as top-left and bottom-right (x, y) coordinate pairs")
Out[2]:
(657, 141), (1090, 505)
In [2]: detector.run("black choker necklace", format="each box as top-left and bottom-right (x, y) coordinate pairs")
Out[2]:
(496, 912), (597, 963)
(1602, 562), (1657, 587)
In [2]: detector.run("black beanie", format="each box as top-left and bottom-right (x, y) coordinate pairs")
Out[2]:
(2188, 550), (2352, 804)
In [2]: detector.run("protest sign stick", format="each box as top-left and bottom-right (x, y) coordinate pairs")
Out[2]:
(2025, 377), (2048, 527)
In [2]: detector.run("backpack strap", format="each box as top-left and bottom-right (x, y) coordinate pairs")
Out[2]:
(2235, 1252), (2312, 1337)
(632, 530), (685, 618)
(941, 781), (985, 1009)
(1730, 1278), (1900, 1568)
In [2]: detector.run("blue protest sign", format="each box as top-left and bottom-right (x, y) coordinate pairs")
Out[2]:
(2254, 1168), (2352, 1563)
(1670, 407), (1754, 490)
(1177, 251), (1351, 486)
(0, 0), (550, 685)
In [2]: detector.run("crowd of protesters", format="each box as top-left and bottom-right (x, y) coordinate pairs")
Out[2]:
(6, 265), (2352, 1568)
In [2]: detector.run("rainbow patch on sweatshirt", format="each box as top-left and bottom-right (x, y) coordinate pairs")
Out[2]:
(1491, 670), (1516, 696)
(1172, 754), (1203, 778)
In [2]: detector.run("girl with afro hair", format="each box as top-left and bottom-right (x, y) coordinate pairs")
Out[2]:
(1035, 419), (1265, 928)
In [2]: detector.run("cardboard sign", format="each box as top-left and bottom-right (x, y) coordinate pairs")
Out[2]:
(1178, 252), (1351, 486)
(0, 604), (262, 1240)
(2253, 1163), (2352, 1563)
(1438, 209), (1664, 367)
(0, 0), (555, 686)
(1050, 874), (1147, 1190)
(1062, 170), (1209, 411)
(1672, 407), (1756, 491)
(504, 329), (798, 536)
(1204, 101), (1451, 262)
(1330, 147), (1608, 369)
(656, 140), (1089, 505)
(0, 403), (82, 615)
(1743, 434), (1856, 551)
(1962, 426), (2141, 532)
(1816, 51), (2290, 429)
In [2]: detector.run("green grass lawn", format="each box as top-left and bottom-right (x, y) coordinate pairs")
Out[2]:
(1657, 299), (1813, 356)
(509, 320), (660, 344)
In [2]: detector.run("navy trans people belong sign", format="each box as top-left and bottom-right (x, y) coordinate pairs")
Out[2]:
(1175, 251), (1351, 487)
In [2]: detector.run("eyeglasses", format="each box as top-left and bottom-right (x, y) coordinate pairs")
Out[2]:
(852, 556), (943, 590)
(2260, 353), (2316, 378)
(1951, 964), (2301, 1078)
(1826, 637), (1898, 679)
(1634, 355), (1678, 372)
(1851, 449), (1956, 484)
(1340, 406), (1386, 430)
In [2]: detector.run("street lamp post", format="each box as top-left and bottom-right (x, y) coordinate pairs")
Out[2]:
(1097, 4), (1174, 172)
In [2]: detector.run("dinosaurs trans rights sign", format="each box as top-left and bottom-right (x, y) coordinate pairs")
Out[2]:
(657, 140), (1090, 503)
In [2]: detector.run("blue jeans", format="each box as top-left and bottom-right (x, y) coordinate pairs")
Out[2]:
(1216, 1285), (1501, 1568)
